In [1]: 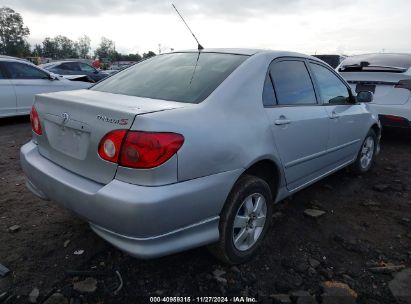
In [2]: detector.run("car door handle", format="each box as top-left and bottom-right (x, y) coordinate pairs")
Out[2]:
(274, 118), (291, 125)
(330, 111), (339, 119)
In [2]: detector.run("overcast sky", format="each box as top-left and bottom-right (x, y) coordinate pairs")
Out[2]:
(2, 0), (411, 56)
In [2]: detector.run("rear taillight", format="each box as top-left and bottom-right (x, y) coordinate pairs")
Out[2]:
(382, 115), (406, 122)
(98, 130), (184, 169)
(395, 79), (411, 91)
(30, 106), (42, 135)
(98, 130), (127, 162)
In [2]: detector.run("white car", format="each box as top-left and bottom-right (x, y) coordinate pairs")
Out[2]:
(0, 56), (91, 118)
(337, 53), (411, 129)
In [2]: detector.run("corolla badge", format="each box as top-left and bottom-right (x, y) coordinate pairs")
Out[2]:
(97, 114), (129, 126)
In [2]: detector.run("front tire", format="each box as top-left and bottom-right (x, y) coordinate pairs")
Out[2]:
(208, 175), (273, 264)
(351, 129), (377, 174)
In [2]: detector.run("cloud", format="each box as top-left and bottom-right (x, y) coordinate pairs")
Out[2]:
(1, 0), (356, 18)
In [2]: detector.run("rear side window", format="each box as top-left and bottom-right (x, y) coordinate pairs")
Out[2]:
(92, 52), (248, 104)
(4, 62), (49, 79)
(310, 63), (350, 104)
(270, 61), (316, 105)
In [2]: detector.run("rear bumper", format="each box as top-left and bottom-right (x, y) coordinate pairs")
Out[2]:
(20, 141), (241, 258)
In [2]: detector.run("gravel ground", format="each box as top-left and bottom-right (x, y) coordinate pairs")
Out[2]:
(0, 116), (410, 304)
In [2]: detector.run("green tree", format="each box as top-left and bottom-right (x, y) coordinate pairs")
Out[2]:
(94, 37), (116, 62)
(31, 43), (42, 57)
(142, 51), (156, 59)
(41, 35), (77, 59)
(42, 37), (59, 59)
(75, 35), (91, 58)
(0, 7), (30, 56)
(54, 35), (77, 58)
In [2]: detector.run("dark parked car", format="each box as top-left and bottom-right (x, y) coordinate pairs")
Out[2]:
(40, 61), (108, 82)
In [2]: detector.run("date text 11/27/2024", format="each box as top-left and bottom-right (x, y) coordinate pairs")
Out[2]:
(149, 296), (257, 303)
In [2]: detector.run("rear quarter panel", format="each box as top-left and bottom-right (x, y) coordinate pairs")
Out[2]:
(130, 53), (285, 183)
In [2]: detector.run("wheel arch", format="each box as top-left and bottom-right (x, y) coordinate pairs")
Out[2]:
(371, 123), (381, 138)
(237, 158), (282, 202)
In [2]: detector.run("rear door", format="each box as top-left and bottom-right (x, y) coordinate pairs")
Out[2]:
(264, 59), (330, 191)
(0, 63), (17, 117)
(309, 62), (367, 164)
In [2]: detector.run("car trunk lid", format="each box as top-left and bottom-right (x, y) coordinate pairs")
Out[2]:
(34, 89), (185, 184)
(341, 71), (411, 105)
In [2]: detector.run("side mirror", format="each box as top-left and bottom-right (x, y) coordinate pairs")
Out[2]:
(356, 91), (373, 103)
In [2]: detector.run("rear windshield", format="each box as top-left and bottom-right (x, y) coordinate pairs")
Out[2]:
(92, 52), (248, 103)
(339, 53), (411, 72)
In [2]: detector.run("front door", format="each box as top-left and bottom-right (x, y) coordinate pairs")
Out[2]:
(308, 62), (368, 165)
(264, 59), (330, 191)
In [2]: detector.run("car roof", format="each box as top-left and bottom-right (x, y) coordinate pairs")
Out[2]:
(0, 55), (54, 75)
(168, 48), (322, 62)
(46, 60), (88, 64)
(0, 55), (32, 63)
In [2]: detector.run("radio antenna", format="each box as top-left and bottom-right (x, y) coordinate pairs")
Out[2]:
(172, 4), (204, 51)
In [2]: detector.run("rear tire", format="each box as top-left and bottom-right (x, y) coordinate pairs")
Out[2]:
(208, 175), (273, 264)
(351, 129), (377, 174)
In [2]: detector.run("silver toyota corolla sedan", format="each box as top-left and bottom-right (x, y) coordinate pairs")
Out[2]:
(21, 49), (380, 264)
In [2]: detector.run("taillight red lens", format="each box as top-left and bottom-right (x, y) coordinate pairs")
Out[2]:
(98, 130), (184, 169)
(119, 131), (184, 169)
(383, 115), (406, 121)
(98, 130), (127, 162)
(395, 79), (411, 91)
(30, 106), (42, 135)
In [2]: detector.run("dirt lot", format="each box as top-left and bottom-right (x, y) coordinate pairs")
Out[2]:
(0, 116), (410, 304)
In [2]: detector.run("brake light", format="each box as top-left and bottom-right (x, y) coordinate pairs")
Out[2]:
(98, 130), (127, 162)
(383, 115), (406, 121)
(98, 130), (184, 169)
(30, 106), (42, 135)
(119, 131), (184, 168)
(395, 79), (411, 91)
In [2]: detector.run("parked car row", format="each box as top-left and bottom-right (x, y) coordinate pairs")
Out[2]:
(40, 60), (109, 82)
(20, 49), (381, 264)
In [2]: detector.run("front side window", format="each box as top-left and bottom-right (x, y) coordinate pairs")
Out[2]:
(92, 52), (248, 104)
(310, 63), (350, 104)
(4, 62), (49, 79)
(80, 63), (96, 73)
(270, 60), (316, 105)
